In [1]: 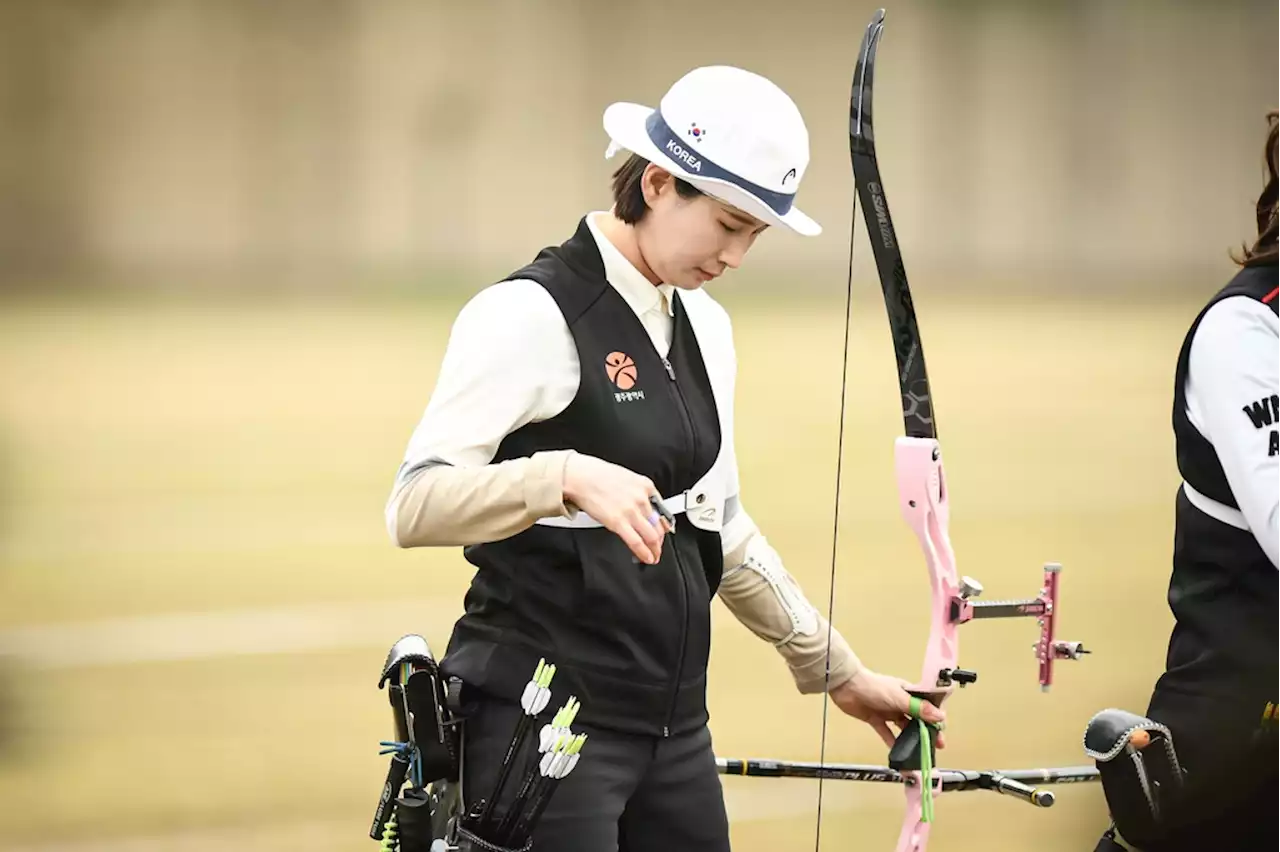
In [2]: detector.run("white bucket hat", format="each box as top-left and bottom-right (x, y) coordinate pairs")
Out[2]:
(603, 65), (822, 237)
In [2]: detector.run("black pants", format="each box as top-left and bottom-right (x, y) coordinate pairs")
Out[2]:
(1132, 688), (1278, 852)
(461, 692), (731, 852)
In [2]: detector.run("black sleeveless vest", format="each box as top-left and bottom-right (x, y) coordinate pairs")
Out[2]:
(440, 217), (725, 737)
(1156, 262), (1278, 703)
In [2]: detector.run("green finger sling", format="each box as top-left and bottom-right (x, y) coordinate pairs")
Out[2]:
(908, 696), (934, 823)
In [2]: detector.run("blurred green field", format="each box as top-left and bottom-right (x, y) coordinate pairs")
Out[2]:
(0, 289), (1199, 851)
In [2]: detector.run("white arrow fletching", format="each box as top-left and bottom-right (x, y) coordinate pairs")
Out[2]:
(520, 680), (538, 713)
(532, 685), (552, 715)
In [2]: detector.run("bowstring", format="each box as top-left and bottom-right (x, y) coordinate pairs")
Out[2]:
(814, 172), (860, 852)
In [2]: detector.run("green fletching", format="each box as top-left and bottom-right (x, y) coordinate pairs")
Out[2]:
(553, 699), (576, 728)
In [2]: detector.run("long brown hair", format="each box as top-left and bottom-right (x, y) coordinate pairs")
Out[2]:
(1234, 109), (1278, 267)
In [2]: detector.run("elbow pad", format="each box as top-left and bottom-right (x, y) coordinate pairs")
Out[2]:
(725, 534), (820, 647)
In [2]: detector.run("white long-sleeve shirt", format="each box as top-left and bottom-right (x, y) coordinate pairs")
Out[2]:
(1183, 292), (1279, 567)
(385, 211), (861, 692)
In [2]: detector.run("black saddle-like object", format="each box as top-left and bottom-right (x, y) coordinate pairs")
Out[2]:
(1083, 708), (1185, 849)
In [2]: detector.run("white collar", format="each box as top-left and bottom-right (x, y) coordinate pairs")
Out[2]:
(585, 211), (676, 318)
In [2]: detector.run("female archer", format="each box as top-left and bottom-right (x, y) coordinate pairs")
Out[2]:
(385, 65), (945, 850)
(1127, 110), (1278, 852)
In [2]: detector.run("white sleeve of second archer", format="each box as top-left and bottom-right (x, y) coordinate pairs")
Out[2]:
(1184, 294), (1280, 568)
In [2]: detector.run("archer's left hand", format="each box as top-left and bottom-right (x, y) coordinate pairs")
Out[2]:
(828, 669), (947, 750)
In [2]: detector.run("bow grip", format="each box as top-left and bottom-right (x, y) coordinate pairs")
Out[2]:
(888, 720), (937, 772)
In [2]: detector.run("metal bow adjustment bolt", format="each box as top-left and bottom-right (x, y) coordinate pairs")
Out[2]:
(1032, 641), (1090, 658)
(958, 576), (983, 600)
(938, 667), (979, 687)
(1053, 641), (1090, 660)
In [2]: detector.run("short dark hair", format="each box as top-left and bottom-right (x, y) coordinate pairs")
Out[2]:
(1233, 109), (1278, 268)
(610, 153), (703, 224)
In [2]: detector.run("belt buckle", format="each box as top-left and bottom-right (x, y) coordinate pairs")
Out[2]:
(650, 494), (677, 532)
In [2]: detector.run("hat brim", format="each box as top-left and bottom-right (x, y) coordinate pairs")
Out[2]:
(602, 101), (822, 237)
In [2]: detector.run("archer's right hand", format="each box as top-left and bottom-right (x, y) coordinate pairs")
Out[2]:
(829, 669), (948, 750)
(562, 453), (671, 565)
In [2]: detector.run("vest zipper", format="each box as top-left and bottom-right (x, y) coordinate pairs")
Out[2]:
(660, 354), (697, 737)
(664, 542), (690, 738)
(660, 357), (699, 476)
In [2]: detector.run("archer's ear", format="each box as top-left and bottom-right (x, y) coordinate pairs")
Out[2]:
(640, 164), (675, 205)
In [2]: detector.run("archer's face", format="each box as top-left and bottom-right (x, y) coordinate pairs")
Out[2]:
(636, 168), (769, 290)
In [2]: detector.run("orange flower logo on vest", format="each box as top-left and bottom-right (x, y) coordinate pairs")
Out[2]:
(605, 351), (638, 390)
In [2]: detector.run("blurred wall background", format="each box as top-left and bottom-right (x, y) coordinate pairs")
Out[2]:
(1, 0), (1276, 295)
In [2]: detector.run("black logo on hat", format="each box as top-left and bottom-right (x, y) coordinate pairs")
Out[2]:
(782, 168), (797, 185)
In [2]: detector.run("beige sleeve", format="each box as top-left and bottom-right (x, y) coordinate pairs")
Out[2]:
(718, 525), (863, 694)
(388, 450), (576, 547)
